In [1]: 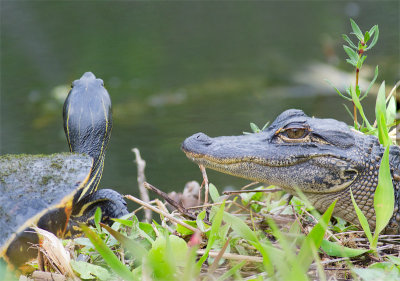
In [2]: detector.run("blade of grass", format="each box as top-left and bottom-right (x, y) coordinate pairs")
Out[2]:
(350, 86), (373, 130)
(325, 79), (352, 101)
(372, 146), (394, 247)
(350, 189), (373, 245)
(100, 223), (148, 263)
(223, 211), (280, 276)
(267, 218), (308, 281)
(297, 200), (337, 269)
(197, 201), (225, 268)
(215, 261), (246, 281)
(80, 224), (136, 281)
(375, 82), (390, 146)
(321, 240), (368, 257)
(360, 66), (378, 101)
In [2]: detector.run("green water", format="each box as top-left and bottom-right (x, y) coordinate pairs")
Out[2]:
(1, 2), (399, 202)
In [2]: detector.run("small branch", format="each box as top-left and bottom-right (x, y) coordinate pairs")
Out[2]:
(143, 182), (200, 222)
(240, 181), (260, 190)
(196, 249), (263, 263)
(199, 164), (209, 205)
(125, 194), (200, 233)
(223, 188), (282, 195)
(387, 80), (400, 102)
(132, 148), (151, 222)
(206, 238), (231, 279)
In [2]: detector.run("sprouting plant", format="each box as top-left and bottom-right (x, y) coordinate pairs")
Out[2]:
(326, 19), (397, 255)
(327, 19), (379, 130)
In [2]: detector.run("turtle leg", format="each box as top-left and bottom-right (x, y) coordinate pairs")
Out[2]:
(70, 189), (128, 231)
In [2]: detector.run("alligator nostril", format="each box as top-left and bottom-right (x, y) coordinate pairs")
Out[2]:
(193, 133), (212, 144)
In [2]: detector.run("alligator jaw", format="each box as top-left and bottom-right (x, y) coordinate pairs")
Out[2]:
(181, 132), (359, 195)
(181, 109), (400, 233)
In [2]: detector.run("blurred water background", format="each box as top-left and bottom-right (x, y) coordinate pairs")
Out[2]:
(1, 2), (399, 202)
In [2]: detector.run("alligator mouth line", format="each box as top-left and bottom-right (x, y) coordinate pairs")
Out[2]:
(182, 149), (341, 168)
(183, 149), (358, 195)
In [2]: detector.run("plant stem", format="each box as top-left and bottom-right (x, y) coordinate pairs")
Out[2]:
(354, 67), (359, 127)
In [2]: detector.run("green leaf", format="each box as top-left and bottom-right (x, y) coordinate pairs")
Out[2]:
(100, 222), (148, 262)
(360, 66), (378, 101)
(150, 235), (188, 267)
(350, 189), (373, 245)
(71, 260), (111, 281)
(250, 122), (260, 133)
(343, 104), (354, 120)
(375, 82), (390, 146)
(81, 224), (136, 281)
(223, 212), (258, 243)
(197, 202), (225, 267)
(343, 45), (359, 62)
(215, 261), (246, 281)
(268, 219), (308, 281)
(223, 211), (277, 275)
(342, 34), (357, 49)
(350, 18), (364, 40)
(373, 147), (394, 238)
(209, 183), (221, 203)
(325, 79), (352, 101)
(94, 207), (102, 231)
(364, 31), (370, 43)
(365, 25), (379, 50)
(112, 218), (134, 227)
(386, 96), (396, 126)
(387, 255), (400, 265)
(181, 247), (199, 281)
(350, 86), (373, 130)
(353, 268), (400, 281)
(377, 114), (390, 146)
(321, 240), (368, 257)
(346, 59), (357, 67)
(261, 121), (270, 131)
(147, 235), (189, 280)
(297, 200), (336, 269)
(176, 220), (197, 236)
(368, 25), (377, 36)
(196, 210), (208, 232)
(357, 55), (367, 69)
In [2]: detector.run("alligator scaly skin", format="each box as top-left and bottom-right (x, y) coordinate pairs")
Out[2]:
(182, 109), (400, 233)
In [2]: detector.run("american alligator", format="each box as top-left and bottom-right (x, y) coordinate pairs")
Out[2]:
(182, 109), (400, 233)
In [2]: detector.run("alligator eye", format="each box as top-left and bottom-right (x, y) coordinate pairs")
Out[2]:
(284, 128), (308, 139)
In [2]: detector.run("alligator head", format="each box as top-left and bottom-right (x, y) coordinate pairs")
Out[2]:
(182, 109), (400, 231)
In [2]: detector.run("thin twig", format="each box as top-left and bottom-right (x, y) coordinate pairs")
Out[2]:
(240, 181), (260, 190)
(144, 182), (198, 221)
(387, 80), (400, 102)
(223, 188), (282, 195)
(196, 249), (263, 263)
(199, 164), (209, 205)
(132, 148), (152, 222)
(125, 194), (200, 233)
(205, 238), (232, 280)
(310, 257), (350, 268)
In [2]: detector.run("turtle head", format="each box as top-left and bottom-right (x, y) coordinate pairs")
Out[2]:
(63, 72), (112, 178)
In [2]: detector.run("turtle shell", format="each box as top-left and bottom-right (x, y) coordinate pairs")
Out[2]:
(0, 153), (92, 267)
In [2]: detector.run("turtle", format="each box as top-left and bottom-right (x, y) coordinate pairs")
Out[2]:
(0, 72), (128, 269)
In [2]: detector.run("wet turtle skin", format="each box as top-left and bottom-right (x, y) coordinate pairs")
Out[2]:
(0, 72), (128, 270)
(0, 153), (92, 267)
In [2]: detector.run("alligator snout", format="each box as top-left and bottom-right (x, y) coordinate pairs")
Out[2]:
(181, 132), (213, 154)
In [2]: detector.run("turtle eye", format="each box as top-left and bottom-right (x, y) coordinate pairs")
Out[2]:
(283, 127), (308, 139)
